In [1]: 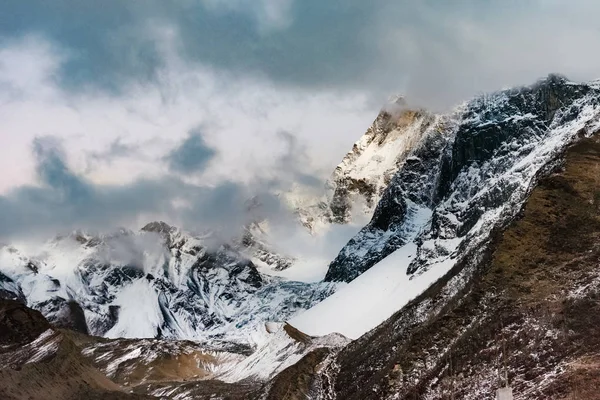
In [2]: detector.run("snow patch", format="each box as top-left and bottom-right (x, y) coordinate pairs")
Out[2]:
(105, 280), (163, 339)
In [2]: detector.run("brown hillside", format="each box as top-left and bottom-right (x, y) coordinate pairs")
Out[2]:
(317, 136), (600, 399)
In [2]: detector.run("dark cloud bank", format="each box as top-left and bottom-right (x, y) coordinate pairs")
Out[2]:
(1, 1), (599, 108)
(164, 130), (217, 174)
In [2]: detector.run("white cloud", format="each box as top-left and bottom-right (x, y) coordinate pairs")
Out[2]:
(0, 31), (375, 194)
(370, 1), (600, 109)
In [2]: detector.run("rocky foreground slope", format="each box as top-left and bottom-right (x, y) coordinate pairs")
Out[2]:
(3, 75), (600, 399)
(0, 299), (145, 400)
(305, 135), (600, 400)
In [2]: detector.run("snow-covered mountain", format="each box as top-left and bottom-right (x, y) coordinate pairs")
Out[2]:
(0, 222), (335, 349)
(3, 74), (600, 399)
(288, 74), (600, 342)
(2, 100), (424, 362)
(0, 93), (439, 350)
(326, 75), (600, 281)
(305, 76), (600, 400)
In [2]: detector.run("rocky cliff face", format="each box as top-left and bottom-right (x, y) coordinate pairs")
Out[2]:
(325, 74), (600, 282)
(309, 135), (600, 400)
(326, 104), (438, 224)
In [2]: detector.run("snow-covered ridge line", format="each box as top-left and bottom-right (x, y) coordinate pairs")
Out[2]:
(216, 325), (350, 383)
(0, 222), (334, 350)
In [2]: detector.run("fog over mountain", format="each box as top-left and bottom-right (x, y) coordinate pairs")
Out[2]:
(3, 2), (600, 400)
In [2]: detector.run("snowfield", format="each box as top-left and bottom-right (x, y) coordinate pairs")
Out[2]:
(290, 205), (439, 339)
(289, 242), (463, 340)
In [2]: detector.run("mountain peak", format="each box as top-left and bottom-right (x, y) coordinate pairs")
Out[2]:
(141, 221), (174, 235)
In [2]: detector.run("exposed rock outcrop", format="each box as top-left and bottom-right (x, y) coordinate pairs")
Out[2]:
(326, 74), (600, 282)
(0, 300), (149, 400)
(288, 99), (438, 233)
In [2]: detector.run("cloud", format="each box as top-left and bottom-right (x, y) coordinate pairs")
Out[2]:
(0, 34), (376, 244)
(0, 137), (170, 239)
(0, 136), (283, 240)
(367, 0), (600, 108)
(31, 136), (95, 215)
(274, 131), (322, 188)
(200, 0), (295, 31)
(88, 139), (140, 165)
(165, 130), (217, 174)
(0, 34), (373, 193)
(3, 1), (600, 245)
(2, 1), (600, 110)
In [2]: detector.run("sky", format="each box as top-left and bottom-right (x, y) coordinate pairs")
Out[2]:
(1, 0), (600, 239)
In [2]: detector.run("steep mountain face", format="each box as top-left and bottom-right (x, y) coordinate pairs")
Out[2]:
(287, 99), (437, 233)
(0, 222), (334, 348)
(260, 75), (600, 399)
(325, 74), (600, 283)
(326, 104), (437, 225)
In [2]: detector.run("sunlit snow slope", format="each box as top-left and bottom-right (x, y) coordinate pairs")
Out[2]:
(285, 98), (437, 233)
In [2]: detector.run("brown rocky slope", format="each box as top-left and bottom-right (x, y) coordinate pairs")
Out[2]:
(0, 300), (150, 400)
(292, 135), (600, 399)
